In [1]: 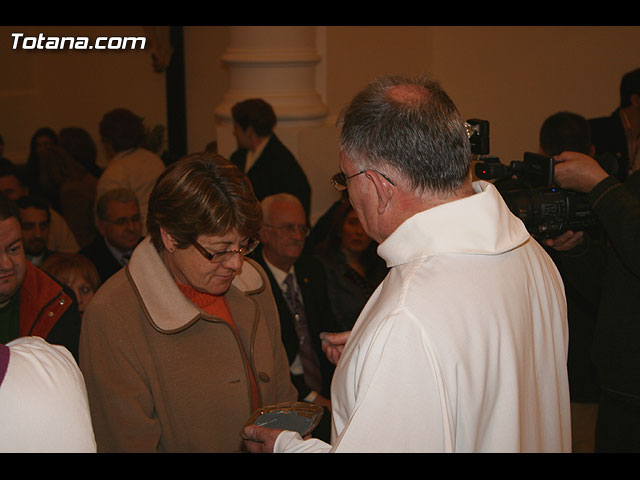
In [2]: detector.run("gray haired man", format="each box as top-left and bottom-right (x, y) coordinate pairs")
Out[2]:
(244, 74), (571, 453)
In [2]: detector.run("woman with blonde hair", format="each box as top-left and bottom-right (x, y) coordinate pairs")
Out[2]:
(40, 253), (100, 318)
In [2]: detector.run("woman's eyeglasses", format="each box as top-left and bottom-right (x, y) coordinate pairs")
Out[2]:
(191, 238), (260, 263)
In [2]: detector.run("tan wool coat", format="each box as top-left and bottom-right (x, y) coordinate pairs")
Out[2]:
(79, 237), (297, 452)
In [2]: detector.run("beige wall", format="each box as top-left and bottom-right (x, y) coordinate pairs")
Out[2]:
(0, 26), (167, 168)
(324, 26), (434, 120)
(323, 25), (640, 163)
(183, 27), (229, 154)
(2, 26), (639, 219)
(312, 25), (640, 216)
(429, 26), (640, 163)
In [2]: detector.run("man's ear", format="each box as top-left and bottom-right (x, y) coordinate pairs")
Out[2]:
(246, 126), (258, 142)
(257, 226), (267, 243)
(366, 170), (395, 215)
(160, 226), (177, 253)
(102, 139), (116, 160)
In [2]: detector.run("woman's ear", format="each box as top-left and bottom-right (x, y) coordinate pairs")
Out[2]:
(160, 227), (177, 253)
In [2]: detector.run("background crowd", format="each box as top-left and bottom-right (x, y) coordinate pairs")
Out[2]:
(1, 67), (639, 453)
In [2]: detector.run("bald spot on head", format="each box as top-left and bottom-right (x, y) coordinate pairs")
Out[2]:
(386, 83), (431, 104)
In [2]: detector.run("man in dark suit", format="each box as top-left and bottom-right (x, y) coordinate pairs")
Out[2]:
(589, 67), (640, 182)
(229, 98), (312, 216)
(251, 193), (337, 441)
(80, 188), (142, 283)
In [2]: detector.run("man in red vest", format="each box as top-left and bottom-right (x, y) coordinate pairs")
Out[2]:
(0, 194), (81, 360)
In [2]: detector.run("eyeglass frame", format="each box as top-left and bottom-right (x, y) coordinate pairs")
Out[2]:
(331, 170), (396, 191)
(191, 237), (260, 263)
(263, 223), (310, 237)
(103, 213), (142, 226)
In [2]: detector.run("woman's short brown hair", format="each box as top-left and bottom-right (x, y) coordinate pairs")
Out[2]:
(147, 153), (262, 251)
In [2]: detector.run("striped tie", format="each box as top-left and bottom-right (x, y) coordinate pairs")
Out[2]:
(283, 273), (323, 393)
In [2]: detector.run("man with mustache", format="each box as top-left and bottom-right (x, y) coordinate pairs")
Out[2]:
(251, 193), (337, 442)
(16, 196), (52, 267)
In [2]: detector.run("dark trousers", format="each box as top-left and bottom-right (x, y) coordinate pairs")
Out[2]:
(595, 388), (640, 452)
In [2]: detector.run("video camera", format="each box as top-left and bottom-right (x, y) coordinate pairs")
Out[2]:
(466, 119), (596, 238)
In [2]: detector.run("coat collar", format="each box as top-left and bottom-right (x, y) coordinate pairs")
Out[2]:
(378, 181), (530, 268)
(127, 237), (266, 333)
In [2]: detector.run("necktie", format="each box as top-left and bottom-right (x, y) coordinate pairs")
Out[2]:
(283, 273), (323, 393)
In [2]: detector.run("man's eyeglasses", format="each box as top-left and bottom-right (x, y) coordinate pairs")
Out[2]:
(330, 170), (396, 192)
(191, 237), (260, 263)
(106, 214), (142, 226)
(263, 223), (310, 237)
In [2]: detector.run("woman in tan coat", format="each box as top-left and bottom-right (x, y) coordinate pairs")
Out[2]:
(79, 153), (297, 452)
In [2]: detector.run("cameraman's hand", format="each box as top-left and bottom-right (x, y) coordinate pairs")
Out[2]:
(553, 151), (608, 193)
(543, 230), (584, 251)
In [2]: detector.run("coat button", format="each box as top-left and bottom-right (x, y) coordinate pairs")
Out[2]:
(258, 372), (270, 383)
(47, 311), (54, 317)
(59, 298), (65, 305)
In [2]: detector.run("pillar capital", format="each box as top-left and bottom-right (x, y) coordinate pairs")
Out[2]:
(215, 26), (327, 127)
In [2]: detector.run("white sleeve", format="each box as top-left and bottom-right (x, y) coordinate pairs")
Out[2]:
(276, 312), (451, 453)
(330, 311), (450, 452)
(274, 430), (333, 453)
(0, 337), (96, 453)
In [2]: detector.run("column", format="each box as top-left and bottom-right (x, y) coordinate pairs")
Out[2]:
(215, 26), (340, 222)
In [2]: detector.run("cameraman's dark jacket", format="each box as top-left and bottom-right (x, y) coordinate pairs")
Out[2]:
(553, 172), (640, 397)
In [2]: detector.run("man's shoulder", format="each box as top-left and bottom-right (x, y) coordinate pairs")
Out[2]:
(80, 236), (112, 261)
(248, 249), (280, 288)
(20, 261), (64, 301)
(230, 148), (247, 162)
(263, 135), (297, 161)
(101, 148), (164, 179)
(295, 254), (326, 276)
(117, 147), (162, 162)
(5, 337), (79, 373)
(2, 337), (83, 403)
(589, 111), (622, 134)
(248, 247), (267, 268)
(80, 237), (126, 283)
(80, 235), (106, 252)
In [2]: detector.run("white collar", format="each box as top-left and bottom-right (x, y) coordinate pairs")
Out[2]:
(245, 135), (271, 172)
(262, 252), (295, 290)
(378, 181), (530, 268)
(104, 236), (133, 266)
